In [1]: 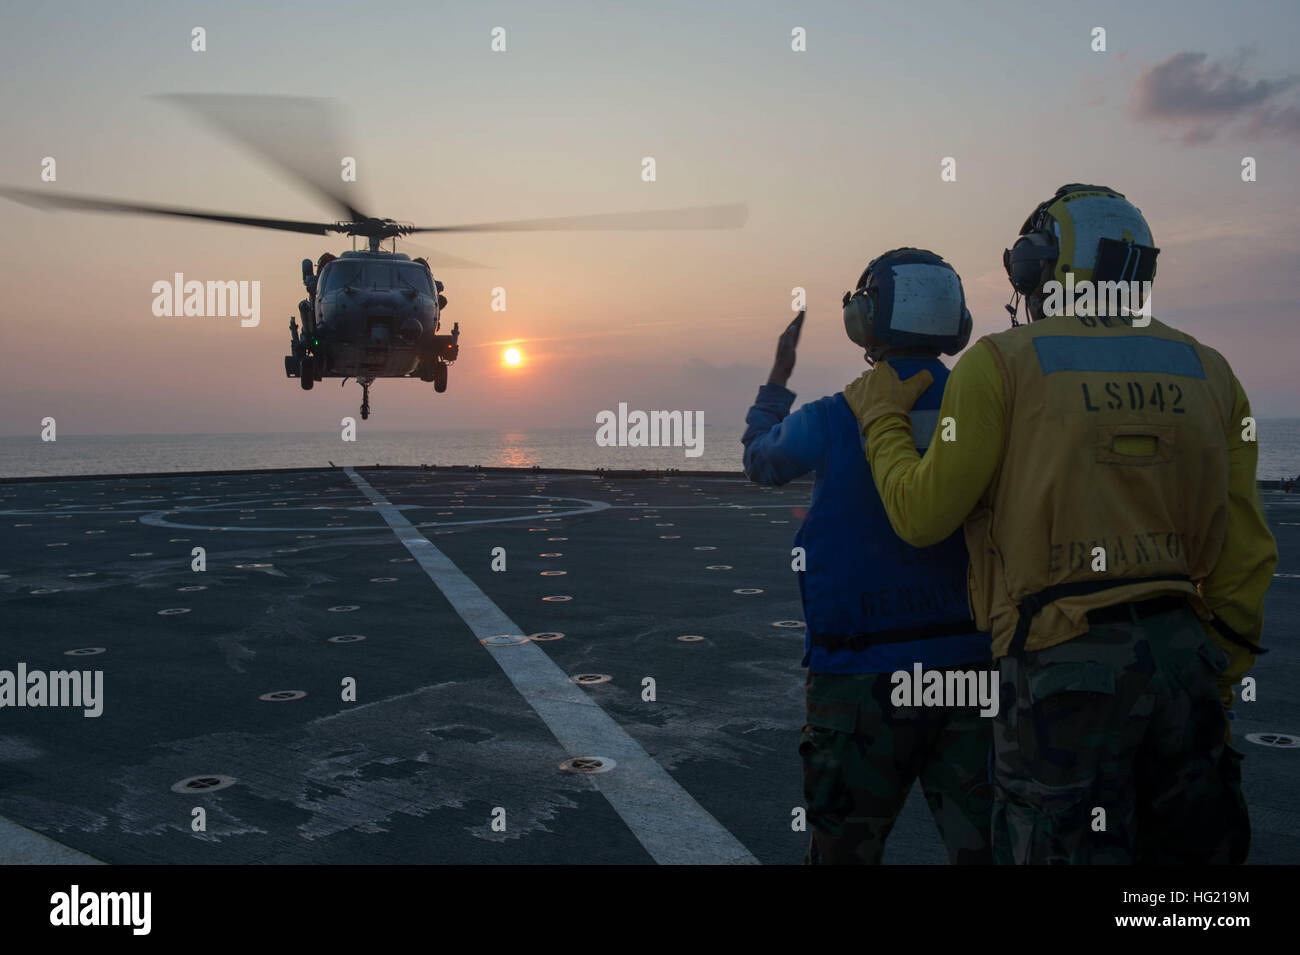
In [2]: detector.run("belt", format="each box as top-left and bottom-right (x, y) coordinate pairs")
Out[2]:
(1008, 574), (1267, 657)
(1008, 574), (1191, 655)
(1086, 593), (1188, 625)
(810, 618), (980, 652)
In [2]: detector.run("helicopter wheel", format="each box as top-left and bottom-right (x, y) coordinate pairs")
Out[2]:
(300, 356), (314, 391)
(433, 362), (448, 393)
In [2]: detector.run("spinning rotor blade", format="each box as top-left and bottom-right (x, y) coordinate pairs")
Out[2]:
(400, 242), (490, 269)
(410, 202), (748, 234)
(157, 93), (369, 223)
(0, 186), (338, 235)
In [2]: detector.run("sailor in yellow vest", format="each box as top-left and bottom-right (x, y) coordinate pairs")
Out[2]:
(842, 184), (1277, 864)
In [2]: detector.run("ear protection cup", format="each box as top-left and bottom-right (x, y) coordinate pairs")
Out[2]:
(841, 286), (876, 348)
(945, 306), (972, 355)
(1003, 232), (1058, 295)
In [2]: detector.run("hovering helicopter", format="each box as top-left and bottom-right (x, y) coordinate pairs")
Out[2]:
(0, 95), (747, 420)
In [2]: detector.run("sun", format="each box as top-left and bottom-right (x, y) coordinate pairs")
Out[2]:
(503, 347), (522, 366)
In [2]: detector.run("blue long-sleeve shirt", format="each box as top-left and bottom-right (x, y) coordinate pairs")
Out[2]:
(742, 383), (821, 486)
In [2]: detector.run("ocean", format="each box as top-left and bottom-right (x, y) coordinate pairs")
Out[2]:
(2, 419), (1299, 481)
(0, 427), (746, 479)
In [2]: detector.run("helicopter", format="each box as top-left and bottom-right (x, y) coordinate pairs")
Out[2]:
(0, 94), (747, 420)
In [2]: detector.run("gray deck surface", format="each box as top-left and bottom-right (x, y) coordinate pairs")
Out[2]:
(0, 467), (1295, 864)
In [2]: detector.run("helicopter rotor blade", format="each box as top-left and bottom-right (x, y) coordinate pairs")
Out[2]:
(400, 241), (491, 269)
(0, 186), (339, 235)
(156, 94), (370, 223)
(409, 202), (748, 234)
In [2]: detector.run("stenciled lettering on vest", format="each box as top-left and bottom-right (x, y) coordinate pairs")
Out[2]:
(1079, 379), (1185, 414)
(860, 578), (967, 618)
(1072, 311), (1136, 329)
(1049, 530), (1195, 574)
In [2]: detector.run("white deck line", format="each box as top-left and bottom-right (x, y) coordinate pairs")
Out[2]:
(344, 467), (757, 865)
(0, 816), (104, 865)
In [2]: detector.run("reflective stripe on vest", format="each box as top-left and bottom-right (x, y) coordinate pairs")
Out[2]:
(970, 316), (1236, 656)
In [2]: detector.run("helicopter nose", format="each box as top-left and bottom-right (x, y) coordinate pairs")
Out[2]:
(398, 318), (423, 344)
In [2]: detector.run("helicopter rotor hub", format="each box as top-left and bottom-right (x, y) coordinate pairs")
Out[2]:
(339, 218), (413, 240)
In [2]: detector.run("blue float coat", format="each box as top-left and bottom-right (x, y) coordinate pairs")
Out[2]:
(742, 356), (991, 674)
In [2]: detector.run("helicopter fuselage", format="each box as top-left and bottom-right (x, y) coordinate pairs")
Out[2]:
(305, 251), (453, 379)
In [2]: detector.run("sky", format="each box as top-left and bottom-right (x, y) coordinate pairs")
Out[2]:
(0, 0), (1297, 434)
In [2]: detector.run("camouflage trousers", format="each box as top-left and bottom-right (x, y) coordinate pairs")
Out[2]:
(800, 667), (994, 864)
(993, 604), (1250, 864)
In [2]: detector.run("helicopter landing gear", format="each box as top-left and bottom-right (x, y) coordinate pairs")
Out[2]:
(300, 355), (314, 391)
(432, 361), (448, 393)
(359, 376), (374, 420)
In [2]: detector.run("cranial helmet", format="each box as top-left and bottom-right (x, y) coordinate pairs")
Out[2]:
(842, 247), (972, 356)
(1002, 184), (1159, 319)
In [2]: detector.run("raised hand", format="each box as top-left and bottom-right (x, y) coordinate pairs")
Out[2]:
(768, 310), (805, 387)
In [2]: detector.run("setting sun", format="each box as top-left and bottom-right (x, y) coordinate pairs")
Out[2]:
(503, 347), (522, 366)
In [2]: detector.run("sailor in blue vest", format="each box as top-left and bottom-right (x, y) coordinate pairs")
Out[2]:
(743, 248), (993, 864)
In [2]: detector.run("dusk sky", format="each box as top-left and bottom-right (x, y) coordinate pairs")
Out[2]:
(1, 0), (1297, 434)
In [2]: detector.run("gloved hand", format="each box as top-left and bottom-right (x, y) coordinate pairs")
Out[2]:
(843, 362), (934, 435)
(768, 311), (804, 387)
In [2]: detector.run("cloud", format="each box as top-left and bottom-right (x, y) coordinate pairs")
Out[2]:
(1132, 50), (1300, 142)
(1247, 102), (1300, 138)
(470, 314), (754, 350)
(1156, 208), (1299, 247)
(1179, 125), (1217, 146)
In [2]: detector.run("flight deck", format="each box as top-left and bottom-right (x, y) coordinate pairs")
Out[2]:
(1, 467), (1296, 864)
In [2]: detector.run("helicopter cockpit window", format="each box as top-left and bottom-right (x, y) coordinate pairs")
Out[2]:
(319, 261), (431, 295)
(321, 261), (364, 293)
(395, 265), (433, 295)
(363, 264), (395, 288)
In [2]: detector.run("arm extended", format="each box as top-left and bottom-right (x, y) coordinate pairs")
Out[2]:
(742, 384), (824, 486)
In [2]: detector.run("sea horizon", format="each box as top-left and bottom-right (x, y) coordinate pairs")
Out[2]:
(4, 418), (1300, 482)
(0, 425), (748, 479)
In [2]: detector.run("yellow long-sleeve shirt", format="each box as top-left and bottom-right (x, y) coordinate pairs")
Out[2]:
(865, 340), (1277, 692)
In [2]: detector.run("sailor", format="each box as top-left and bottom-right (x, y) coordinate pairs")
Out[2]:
(743, 249), (992, 864)
(843, 184), (1276, 864)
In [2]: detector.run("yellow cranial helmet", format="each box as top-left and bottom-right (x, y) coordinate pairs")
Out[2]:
(1004, 184), (1158, 295)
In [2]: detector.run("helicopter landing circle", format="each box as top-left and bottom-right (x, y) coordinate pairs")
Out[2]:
(138, 495), (610, 532)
